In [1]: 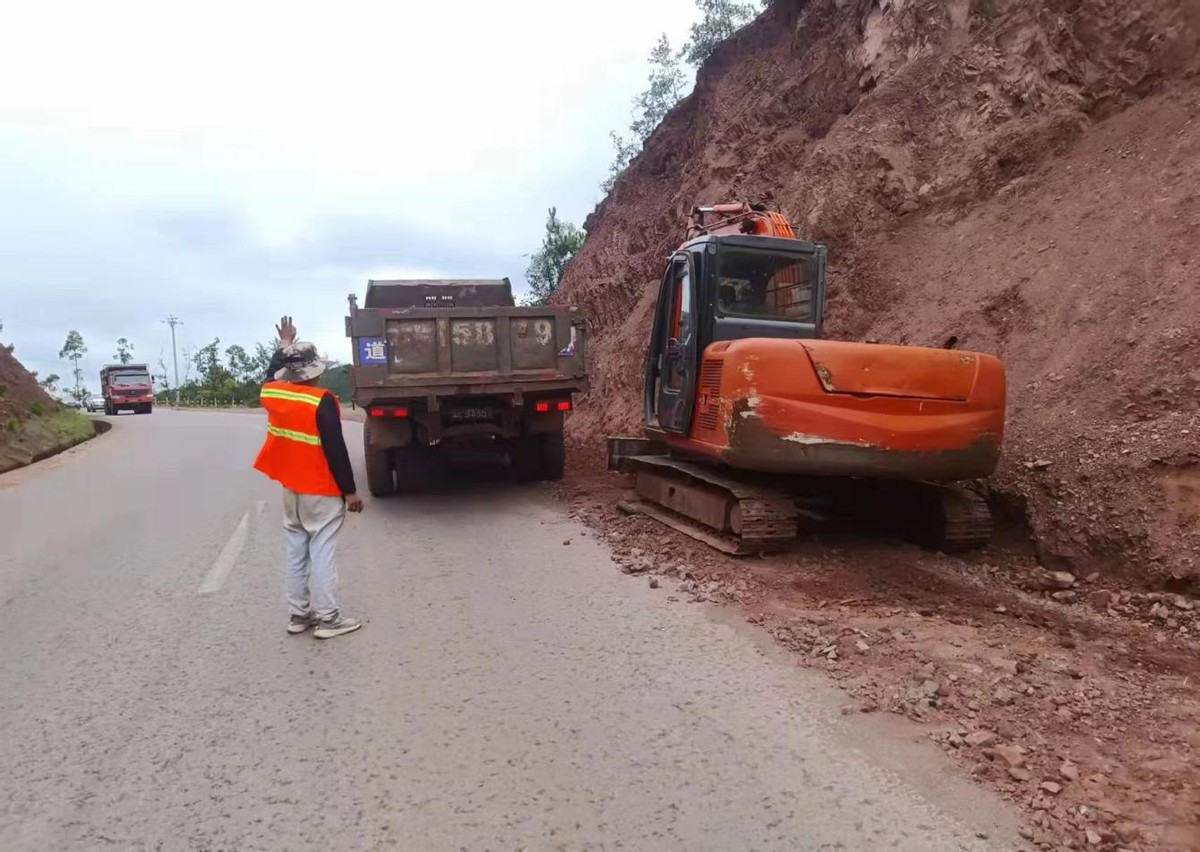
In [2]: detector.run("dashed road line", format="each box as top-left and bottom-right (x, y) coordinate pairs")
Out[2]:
(197, 512), (250, 595)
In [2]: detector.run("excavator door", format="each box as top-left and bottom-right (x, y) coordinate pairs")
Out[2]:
(645, 252), (699, 434)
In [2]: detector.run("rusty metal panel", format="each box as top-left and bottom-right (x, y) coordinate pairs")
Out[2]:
(386, 319), (437, 373)
(436, 317), (453, 376)
(509, 316), (558, 370)
(364, 279), (515, 309)
(634, 468), (734, 532)
(449, 319), (499, 372)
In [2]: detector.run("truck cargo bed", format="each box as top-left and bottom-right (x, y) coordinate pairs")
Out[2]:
(347, 304), (586, 402)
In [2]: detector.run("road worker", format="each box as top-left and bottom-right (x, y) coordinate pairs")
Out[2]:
(254, 316), (364, 639)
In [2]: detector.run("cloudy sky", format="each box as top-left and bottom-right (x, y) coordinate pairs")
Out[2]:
(0, 0), (703, 391)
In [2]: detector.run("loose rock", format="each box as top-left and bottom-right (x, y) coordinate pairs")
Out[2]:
(993, 687), (1018, 707)
(964, 731), (997, 747)
(1050, 571), (1077, 589)
(992, 743), (1027, 767)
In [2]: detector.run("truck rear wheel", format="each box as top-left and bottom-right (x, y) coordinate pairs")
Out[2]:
(539, 431), (565, 481)
(363, 420), (395, 497)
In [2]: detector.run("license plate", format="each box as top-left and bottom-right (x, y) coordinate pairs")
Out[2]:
(450, 407), (493, 421)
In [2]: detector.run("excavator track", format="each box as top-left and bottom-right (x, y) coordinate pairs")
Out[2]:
(857, 480), (994, 553)
(616, 454), (994, 556)
(933, 486), (994, 552)
(623, 456), (799, 555)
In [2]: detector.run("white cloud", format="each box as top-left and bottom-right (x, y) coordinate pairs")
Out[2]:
(0, 0), (702, 385)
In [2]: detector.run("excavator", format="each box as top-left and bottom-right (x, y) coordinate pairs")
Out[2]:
(608, 202), (1007, 555)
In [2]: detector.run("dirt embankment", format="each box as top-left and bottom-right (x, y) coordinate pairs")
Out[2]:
(0, 347), (99, 474)
(554, 0), (1200, 585)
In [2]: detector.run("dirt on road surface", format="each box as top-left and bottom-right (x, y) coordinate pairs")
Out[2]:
(0, 411), (1028, 850)
(560, 451), (1200, 851)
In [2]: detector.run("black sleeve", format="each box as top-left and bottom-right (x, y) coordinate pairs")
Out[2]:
(263, 348), (287, 384)
(316, 394), (357, 496)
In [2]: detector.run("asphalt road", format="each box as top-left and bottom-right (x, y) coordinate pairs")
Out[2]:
(0, 410), (1023, 851)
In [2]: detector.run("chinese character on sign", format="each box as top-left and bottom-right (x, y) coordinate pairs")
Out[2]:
(360, 338), (387, 364)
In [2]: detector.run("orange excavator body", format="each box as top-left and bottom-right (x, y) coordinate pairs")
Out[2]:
(646, 202), (1006, 482)
(675, 337), (1006, 479)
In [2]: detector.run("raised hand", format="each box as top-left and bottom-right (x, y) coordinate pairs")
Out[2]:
(275, 316), (297, 347)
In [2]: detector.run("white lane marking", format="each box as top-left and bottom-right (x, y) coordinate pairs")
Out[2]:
(197, 512), (250, 595)
(256, 500), (266, 516)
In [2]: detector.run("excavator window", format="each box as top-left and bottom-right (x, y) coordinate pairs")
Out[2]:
(715, 248), (815, 322)
(665, 261), (692, 392)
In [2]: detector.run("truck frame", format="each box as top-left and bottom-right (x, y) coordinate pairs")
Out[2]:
(345, 278), (588, 495)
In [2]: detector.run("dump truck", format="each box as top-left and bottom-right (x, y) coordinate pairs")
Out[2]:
(100, 363), (155, 415)
(345, 278), (588, 496)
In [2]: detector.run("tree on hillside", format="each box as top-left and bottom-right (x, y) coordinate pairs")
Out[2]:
(59, 330), (87, 400)
(524, 207), (586, 306)
(680, 0), (761, 66)
(604, 34), (687, 192)
(39, 373), (61, 396)
(114, 337), (134, 364)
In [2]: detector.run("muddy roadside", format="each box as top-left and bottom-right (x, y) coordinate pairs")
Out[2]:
(557, 453), (1200, 852)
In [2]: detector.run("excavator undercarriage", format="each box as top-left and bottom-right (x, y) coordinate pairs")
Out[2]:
(609, 439), (993, 556)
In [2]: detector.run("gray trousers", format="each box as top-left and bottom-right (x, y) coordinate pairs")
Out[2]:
(282, 489), (346, 619)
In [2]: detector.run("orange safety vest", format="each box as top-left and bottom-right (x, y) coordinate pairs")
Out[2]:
(253, 382), (343, 497)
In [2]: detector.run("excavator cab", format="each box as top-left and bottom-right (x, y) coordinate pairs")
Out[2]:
(645, 232), (827, 434)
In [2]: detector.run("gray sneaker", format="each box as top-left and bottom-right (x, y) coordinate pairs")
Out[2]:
(313, 612), (363, 639)
(287, 613), (318, 634)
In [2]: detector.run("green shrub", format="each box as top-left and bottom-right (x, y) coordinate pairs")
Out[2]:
(30, 402), (44, 417)
(0, 383), (7, 397)
(5, 418), (19, 433)
(49, 410), (95, 443)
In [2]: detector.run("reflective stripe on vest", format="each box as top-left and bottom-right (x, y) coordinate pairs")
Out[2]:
(261, 387), (323, 407)
(253, 381), (342, 497)
(266, 423), (322, 446)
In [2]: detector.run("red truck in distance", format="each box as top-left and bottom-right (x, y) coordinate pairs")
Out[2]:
(100, 364), (155, 415)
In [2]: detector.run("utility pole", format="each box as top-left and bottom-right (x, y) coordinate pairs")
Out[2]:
(162, 315), (182, 404)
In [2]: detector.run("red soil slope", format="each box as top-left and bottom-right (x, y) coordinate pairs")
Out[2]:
(556, 0), (1200, 583)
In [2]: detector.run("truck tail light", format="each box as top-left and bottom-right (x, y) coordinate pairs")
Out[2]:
(370, 407), (409, 418)
(556, 401), (572, 412)
(535, 401), (550, 413)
